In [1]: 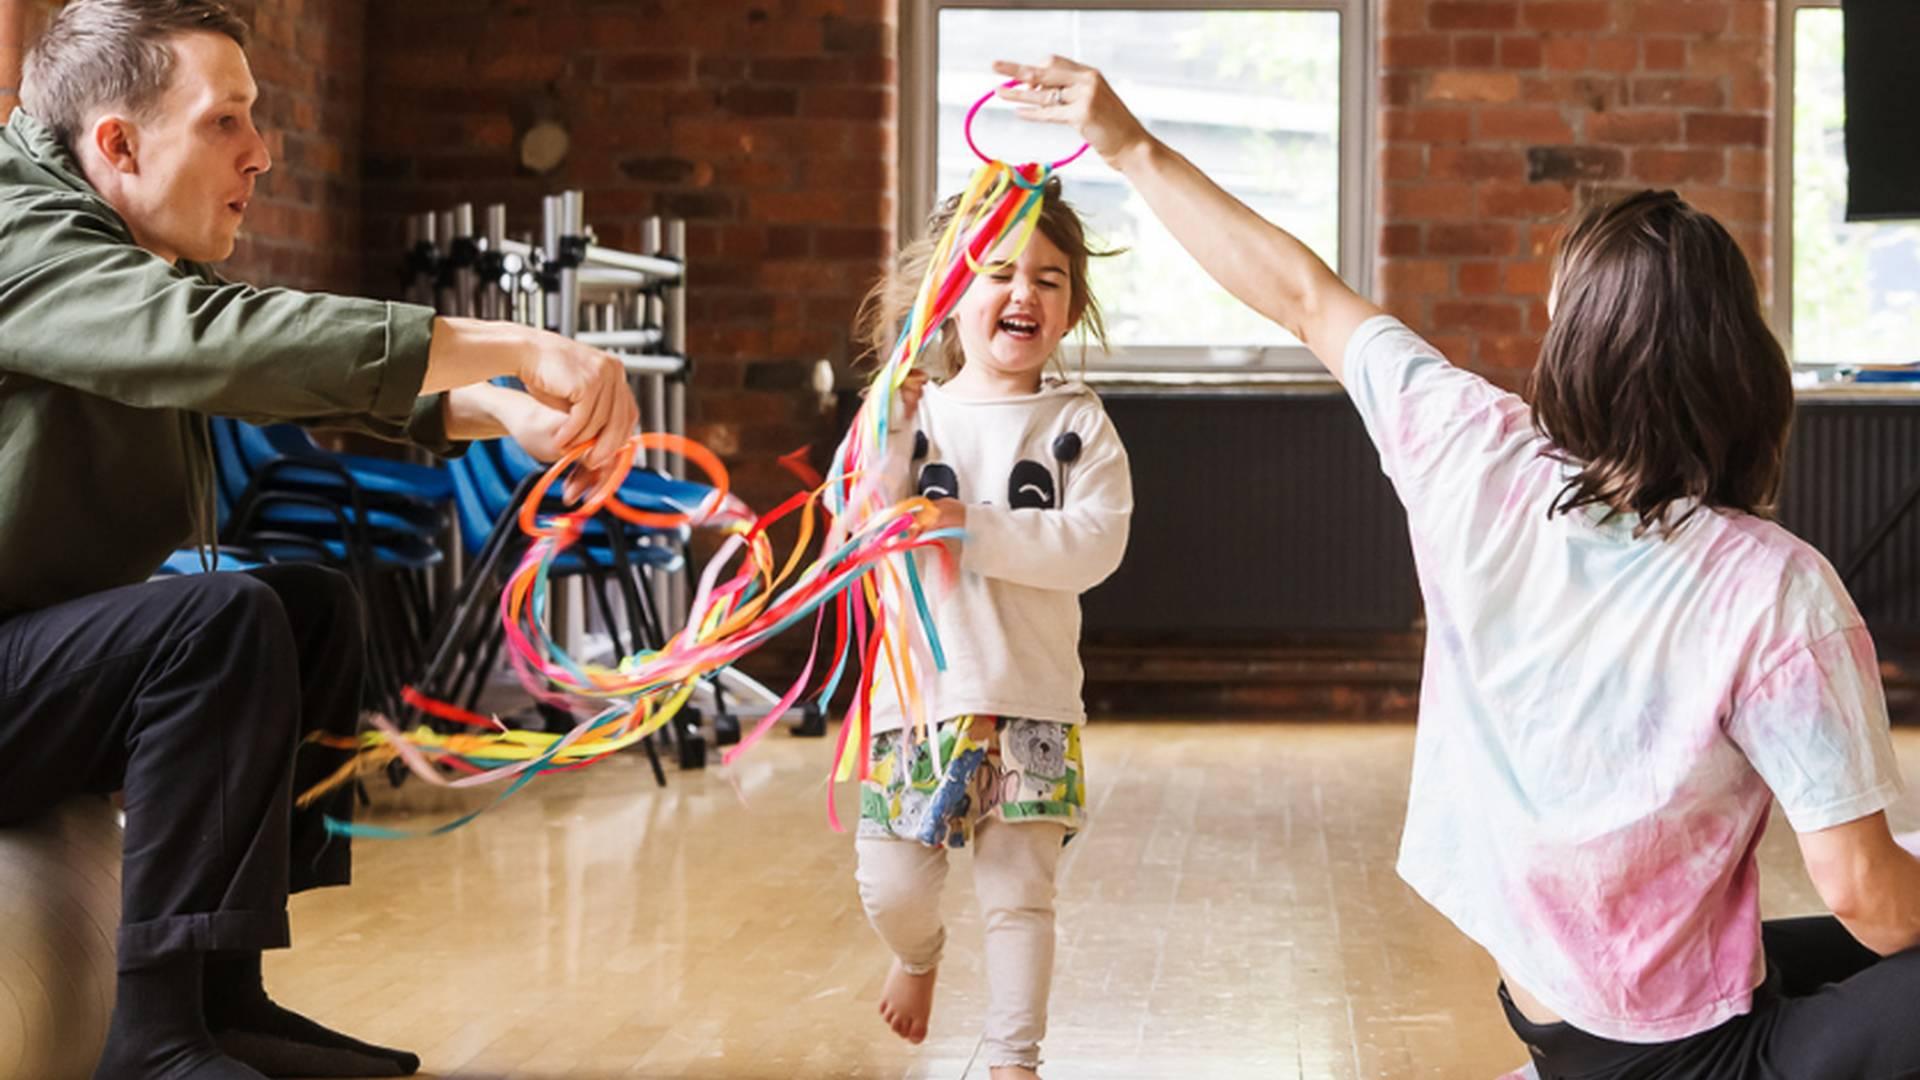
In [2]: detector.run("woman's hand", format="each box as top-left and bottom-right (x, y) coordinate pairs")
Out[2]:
(991, 56), (1154, 171)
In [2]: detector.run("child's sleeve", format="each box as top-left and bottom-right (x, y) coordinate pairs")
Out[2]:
(1342, 314), (1535, 509)
(959, 405), (1132, 593)
(1725, 623), (1904, 833)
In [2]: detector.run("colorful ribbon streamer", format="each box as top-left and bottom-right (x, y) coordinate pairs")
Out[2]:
(302, 92), (1076, 838)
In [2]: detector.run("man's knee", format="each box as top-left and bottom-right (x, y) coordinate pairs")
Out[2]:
(168, 573), (300, 682)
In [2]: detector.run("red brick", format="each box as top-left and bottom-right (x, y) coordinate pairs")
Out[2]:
(1478, 106), (1574, 142)
(1629, 2), (1729, 34)
(1527, 145), (1625, 182)
(1382, 72), (1422, 107)
(1382, 223), (1425, 255)
(1432, 147), (1528, 180)
(1385, 108), (1475, 142)
(1522, 1), (1611, 31)
(1455, 35), (1499, 67)
(1687, 186), (1767, 224)
(1729, 76), (1770, 112)
(1382, 144), (1428, 181)
(1631, 148), (1725, 184)
(1431, 0), (1520, 30)
(1528, 298), (1554, 333)
(1386, 181), (1482, 218)
(1459, 261), (1502, 294)
(1728, 148), (1768, 188)
(1690, 40), (1767, 79)
(1505, 260), (1553, 295)
(1429, 223), (1519, 256)
(1385, 0), (1432, 31)
(1643, 38), (1688, 71)
(1425, 71), (1522, 103)
(1591, 38), (1637, 72)
(1631, 77), (1725, 109)
(1434, 299), (1524, 332)
(1543, 39), (1590, 71)
(1490, 39), (1539, 73)
(1528, 222), (1569, 257)
(1479, 181), (1576, 217)
(1587, 110), (1682, 144)
(1385, 33), (1453, 67)
(1381, 259), (1455, 297)
(1481, 334), (1543, 369)
(1685, 112), (1767, 146)
(599, 53), (695, 84)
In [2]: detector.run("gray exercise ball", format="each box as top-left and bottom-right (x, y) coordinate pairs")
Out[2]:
(0, 797), (121, 1080)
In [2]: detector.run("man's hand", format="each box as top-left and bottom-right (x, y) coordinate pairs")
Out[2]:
(444, 383), (628, 503)
(516, 332), (639, 473)
(425, 317), (639, 472)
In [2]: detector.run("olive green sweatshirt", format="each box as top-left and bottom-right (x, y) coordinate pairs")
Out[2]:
(0, 110), (453, 615)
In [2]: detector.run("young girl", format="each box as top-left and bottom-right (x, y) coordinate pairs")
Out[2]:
(999, 55), (1920, 1078)
(847, 175), (1133, 1080)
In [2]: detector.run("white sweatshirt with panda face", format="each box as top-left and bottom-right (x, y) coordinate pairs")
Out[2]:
(860, 378), (1133, 732)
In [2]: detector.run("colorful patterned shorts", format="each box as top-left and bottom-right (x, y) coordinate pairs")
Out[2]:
(858, 716), (1086, 849)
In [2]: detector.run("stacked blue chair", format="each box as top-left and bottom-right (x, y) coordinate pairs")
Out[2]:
(207, 417), (450, 716)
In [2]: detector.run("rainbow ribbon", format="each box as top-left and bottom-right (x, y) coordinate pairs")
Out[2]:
(301, 155), (1063, 838)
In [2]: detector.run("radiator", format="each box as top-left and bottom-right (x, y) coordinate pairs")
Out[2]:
(1086, 392), (1920, 640)
(1086, 390), (1420, 636)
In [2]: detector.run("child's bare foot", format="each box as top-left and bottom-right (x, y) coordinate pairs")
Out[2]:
(878, 958), (937, 1043)
(989, 1067), (1041, 1080)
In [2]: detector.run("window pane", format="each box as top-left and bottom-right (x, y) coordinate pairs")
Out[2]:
(936, 8), (1342, 361)
(1793, 7), (1920, 364)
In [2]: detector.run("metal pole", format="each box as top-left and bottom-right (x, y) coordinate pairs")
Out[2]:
(665, 218), (689, 629)
(451, 202), (476, 319)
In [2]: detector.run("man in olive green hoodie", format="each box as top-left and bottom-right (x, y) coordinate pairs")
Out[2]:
(0, 2), (642, 1078)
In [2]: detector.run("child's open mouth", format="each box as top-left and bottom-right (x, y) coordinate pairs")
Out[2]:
(997, 316), (1039, 341)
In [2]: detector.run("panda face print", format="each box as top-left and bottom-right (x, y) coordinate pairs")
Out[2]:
(1008, 460), (1056, 510)
(918, 462), (960, 500)
(916, 425), (1083, 511)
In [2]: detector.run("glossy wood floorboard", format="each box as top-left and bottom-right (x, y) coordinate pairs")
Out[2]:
(269, 723), (1920, 1079)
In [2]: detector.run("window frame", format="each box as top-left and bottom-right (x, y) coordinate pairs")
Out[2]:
(1773, 0), (1831, 358)
(899, 0), (1376, 375)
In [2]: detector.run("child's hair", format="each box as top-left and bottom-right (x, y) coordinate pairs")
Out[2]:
(857, 175), (1117, 380)
(1530, 189), (1792, 534)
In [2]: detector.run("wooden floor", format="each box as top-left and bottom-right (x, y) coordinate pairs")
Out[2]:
(269, 723), (1920, 1080)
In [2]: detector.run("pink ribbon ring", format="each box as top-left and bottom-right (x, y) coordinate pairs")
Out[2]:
(964, 78), (1091, 170)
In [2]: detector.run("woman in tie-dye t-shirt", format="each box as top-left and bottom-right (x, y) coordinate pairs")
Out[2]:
(1002, 54), (1920, 1080)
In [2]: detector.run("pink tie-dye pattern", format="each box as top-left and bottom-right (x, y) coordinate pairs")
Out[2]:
(1348, 315), (1898, 1043)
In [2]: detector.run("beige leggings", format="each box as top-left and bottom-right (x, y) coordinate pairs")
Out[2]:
(855, 818), (1068, 1070)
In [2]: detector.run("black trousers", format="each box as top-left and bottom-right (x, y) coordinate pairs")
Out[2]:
(1506, 916), (1920, 1080)
(0, 564), (361, 970)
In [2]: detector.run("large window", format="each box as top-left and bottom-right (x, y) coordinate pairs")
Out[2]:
(901, 2), (1372, 373)
(1779, 1), (1920, 365)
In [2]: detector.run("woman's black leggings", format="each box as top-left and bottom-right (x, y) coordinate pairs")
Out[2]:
(1506, 916), (1920, 1080)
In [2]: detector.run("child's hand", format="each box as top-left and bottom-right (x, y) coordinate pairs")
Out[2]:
(913, 495), (967, 538)
(900, 369), (929, 419)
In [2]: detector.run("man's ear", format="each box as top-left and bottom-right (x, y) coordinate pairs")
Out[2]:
(89, 115), (140, 175)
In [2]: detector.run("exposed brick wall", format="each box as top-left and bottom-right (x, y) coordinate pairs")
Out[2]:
(1378, 0), (1774, 385)
(359, 0), (898, 512)
(222, 0), (366, 293)
(2, 0), (365, 294)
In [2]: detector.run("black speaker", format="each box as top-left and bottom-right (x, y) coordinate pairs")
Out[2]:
(1843, 0), (1920, 221)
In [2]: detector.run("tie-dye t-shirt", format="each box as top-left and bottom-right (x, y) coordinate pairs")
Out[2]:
(1345, 315), (1902, 1042)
